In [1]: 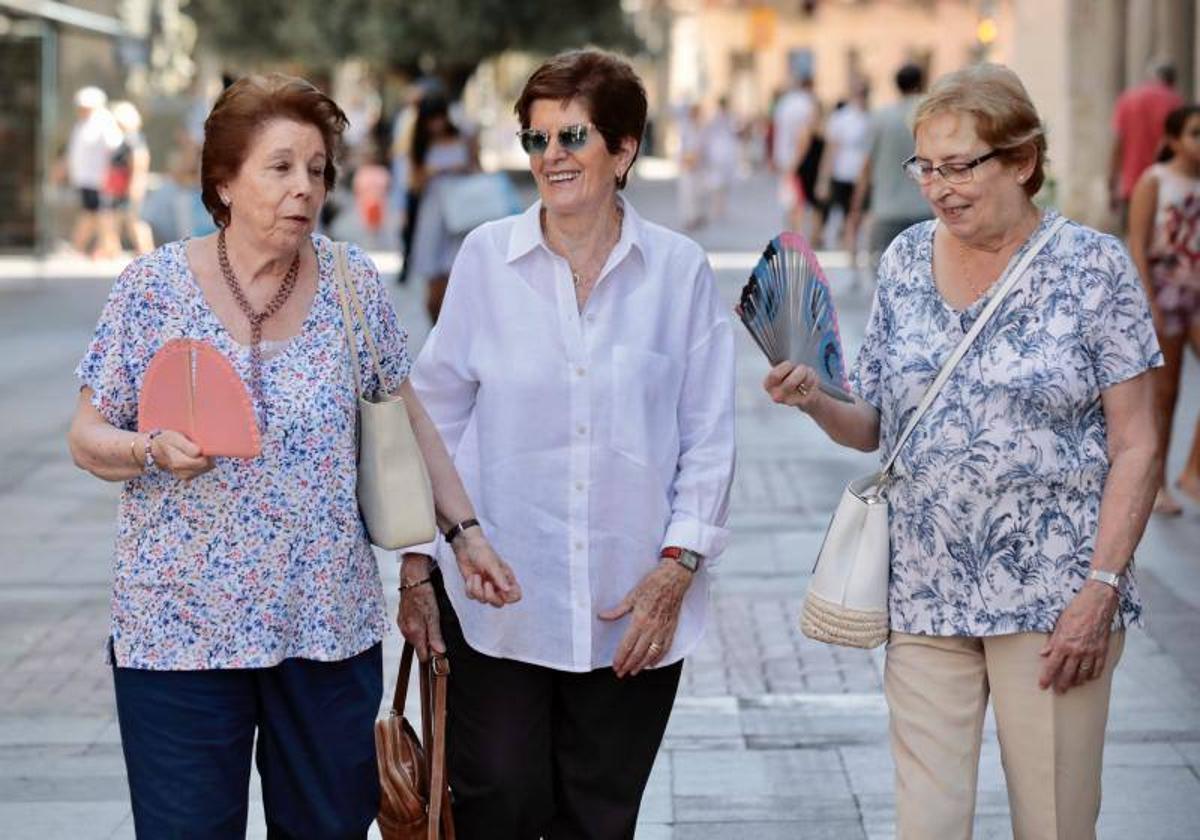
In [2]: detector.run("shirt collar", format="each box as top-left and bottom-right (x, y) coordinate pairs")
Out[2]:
(505, 195), (647, 268)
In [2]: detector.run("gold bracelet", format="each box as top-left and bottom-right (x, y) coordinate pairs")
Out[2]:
(399, 576), (432, 594)
(129, 434), (143, 469)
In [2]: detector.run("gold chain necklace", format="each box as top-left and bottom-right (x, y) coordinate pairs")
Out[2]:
(542, 204), (624, 287)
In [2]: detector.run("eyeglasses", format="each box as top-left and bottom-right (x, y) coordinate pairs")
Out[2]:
(517, 123), (594, 156)
(902, 149), (1001, 184)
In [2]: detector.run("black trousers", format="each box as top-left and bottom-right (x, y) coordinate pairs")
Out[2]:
(433, 571), (682, 840)
(113, 644), (382, 839)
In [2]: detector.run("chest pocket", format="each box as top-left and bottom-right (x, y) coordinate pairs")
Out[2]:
(610, 346), (683, 467)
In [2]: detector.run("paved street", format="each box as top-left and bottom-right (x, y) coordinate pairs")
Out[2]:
(2, 170), (1200, 839)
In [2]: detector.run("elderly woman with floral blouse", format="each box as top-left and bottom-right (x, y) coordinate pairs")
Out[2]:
(766, 64), (1161, 839)
(67, 74), (516, 838)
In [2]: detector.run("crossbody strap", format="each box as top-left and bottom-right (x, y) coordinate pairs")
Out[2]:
(880, 214), (1068, 476)
(333, 242), (392, 398)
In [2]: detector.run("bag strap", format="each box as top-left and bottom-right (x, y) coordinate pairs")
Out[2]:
(425, 654), (452, 840)
(392, 642), (415, 715)
(880, 214), (1067, 476)
(333, 242), (392, 398)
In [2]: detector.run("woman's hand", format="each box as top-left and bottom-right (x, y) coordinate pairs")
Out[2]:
(152, 430), (216, 481)
(452, 531), (521, 608)
(1038, 581), (1120, 694)
(397, 554), (445, 662)
(764, 361), (824, 411)
(599, 560), (693, 678)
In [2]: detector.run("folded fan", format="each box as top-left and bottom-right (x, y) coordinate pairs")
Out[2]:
(137, 338), (262, 458)
(738, 231), (853, 402)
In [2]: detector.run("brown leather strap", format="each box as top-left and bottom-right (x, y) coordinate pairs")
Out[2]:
(427, 653), (452, 840)
(393, 642), (415, 715)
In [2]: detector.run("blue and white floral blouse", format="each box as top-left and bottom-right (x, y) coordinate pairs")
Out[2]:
(853, 211), (1162, 637)
(76, 234), (409, 670)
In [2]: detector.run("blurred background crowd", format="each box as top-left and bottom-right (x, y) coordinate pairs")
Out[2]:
(2, 0), (1200, 278)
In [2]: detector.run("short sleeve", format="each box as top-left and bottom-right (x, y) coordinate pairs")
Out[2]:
(74, 260), (143, 429)
(851, 250), (897, 410)
(1080, 235), (1163, 390)
(346, 244), (411, 394)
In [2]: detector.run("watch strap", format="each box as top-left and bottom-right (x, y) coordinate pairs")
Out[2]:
(1087, 569), (1121, 590)
(443, 518), (480, 544)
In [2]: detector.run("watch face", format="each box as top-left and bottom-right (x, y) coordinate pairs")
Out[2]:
(677, 550), (700, 571)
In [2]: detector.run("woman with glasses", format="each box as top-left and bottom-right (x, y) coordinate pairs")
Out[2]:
(397, 49), (735, 838)
(764, 64), (1160, 838)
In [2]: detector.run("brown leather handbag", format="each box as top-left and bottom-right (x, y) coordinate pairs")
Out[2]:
(375, 643), (455, 840)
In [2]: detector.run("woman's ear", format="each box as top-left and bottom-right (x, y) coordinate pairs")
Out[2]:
(617, 135), (639, 181)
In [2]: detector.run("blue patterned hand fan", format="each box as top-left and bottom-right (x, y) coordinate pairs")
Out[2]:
(738, 232), (853, 402)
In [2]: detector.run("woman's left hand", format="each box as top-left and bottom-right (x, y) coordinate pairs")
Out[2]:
(599, 560), (693, 678)
(1038, 581), (1120, 694)
(452, 531), (522, 608)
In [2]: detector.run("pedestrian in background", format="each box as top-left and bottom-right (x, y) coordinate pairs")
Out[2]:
(1111, 61), (1184, 227)
(400, 48), (735, 839)
(66, 73), (517, 838)
(404, 96), (477, 321)
(97, 101), (154, 258)
(849, 63), (932, 277)
(703, 95), (741, 224)
(352, 141), (392, 250)
(64, 86), (121, 257)
(817, 81), (870, 262)
(1127, 103), (1200, 514)
(766, 64), (1160, 839)
(772, 72), (819, 234)
(676, 101), (706, 230)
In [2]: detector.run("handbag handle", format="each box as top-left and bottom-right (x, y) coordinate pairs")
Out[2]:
(393, 642), (454, 840)
(333, 242), (393, 399)
(879, 215), (1067, 478)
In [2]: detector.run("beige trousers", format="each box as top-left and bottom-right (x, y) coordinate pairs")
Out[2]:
(885, 631), (1125, 840)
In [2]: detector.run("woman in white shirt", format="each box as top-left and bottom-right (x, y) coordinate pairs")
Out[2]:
(399, 49), (736, 839)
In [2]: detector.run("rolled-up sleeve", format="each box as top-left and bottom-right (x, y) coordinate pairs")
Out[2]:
(406, 232), (483, 556)
(75, 261), (143, 429)
(661, 259), (736, 566)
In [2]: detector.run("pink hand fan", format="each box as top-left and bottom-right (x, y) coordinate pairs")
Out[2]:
(137, 338), (262, 458)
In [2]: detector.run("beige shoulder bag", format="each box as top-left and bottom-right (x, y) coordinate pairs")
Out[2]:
(333, 243), (437, 549)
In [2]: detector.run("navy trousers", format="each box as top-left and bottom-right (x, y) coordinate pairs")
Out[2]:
(113, 643), (382, 839)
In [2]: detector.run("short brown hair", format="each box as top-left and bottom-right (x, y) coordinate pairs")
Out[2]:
(913, 64), (1048, 197)
(201, 74), (348, 227)
(514, 49), (647, 189)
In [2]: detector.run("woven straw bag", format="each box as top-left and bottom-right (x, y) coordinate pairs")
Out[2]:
(376, 643), (455, 840)
(801, 216), (1068, 648)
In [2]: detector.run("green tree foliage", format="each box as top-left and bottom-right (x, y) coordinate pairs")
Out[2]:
(188, 0), (639, 87)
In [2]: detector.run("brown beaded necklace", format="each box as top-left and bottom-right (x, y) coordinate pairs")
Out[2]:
(217, 227), (301, 403)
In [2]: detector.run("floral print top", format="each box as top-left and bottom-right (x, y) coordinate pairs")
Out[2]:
(76, 234), (410, 669)
(853, 211), (1162, 637)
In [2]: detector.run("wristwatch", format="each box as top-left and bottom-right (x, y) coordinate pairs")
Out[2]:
(660, 546), (702, 573)
(1087, 568), (1122, 592)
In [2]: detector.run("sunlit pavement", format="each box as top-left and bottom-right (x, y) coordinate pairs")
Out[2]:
(2, 169), (1199, 838)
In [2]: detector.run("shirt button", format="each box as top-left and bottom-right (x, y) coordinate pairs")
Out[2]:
(586, 313), (596, 322)
(576, 367), (586, 377)
(575, 481), (585, 492)
(577, 425), (587, 436)
(574, 541), (584, 551)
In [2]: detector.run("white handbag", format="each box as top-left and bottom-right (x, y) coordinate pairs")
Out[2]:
(801, 216), (1068, 648)
(333, 243), (437, 550)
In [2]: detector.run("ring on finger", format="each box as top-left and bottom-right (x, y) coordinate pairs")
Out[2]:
(1079, 661), (1094, 672)
(796, 383), (810, 396)
(648, 641), (663, 654)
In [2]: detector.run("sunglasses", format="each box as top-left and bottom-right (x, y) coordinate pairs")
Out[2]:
(517, 123), (594, 156)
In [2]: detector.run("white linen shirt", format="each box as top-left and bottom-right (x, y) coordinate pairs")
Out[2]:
(410, 198), (736, 672)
